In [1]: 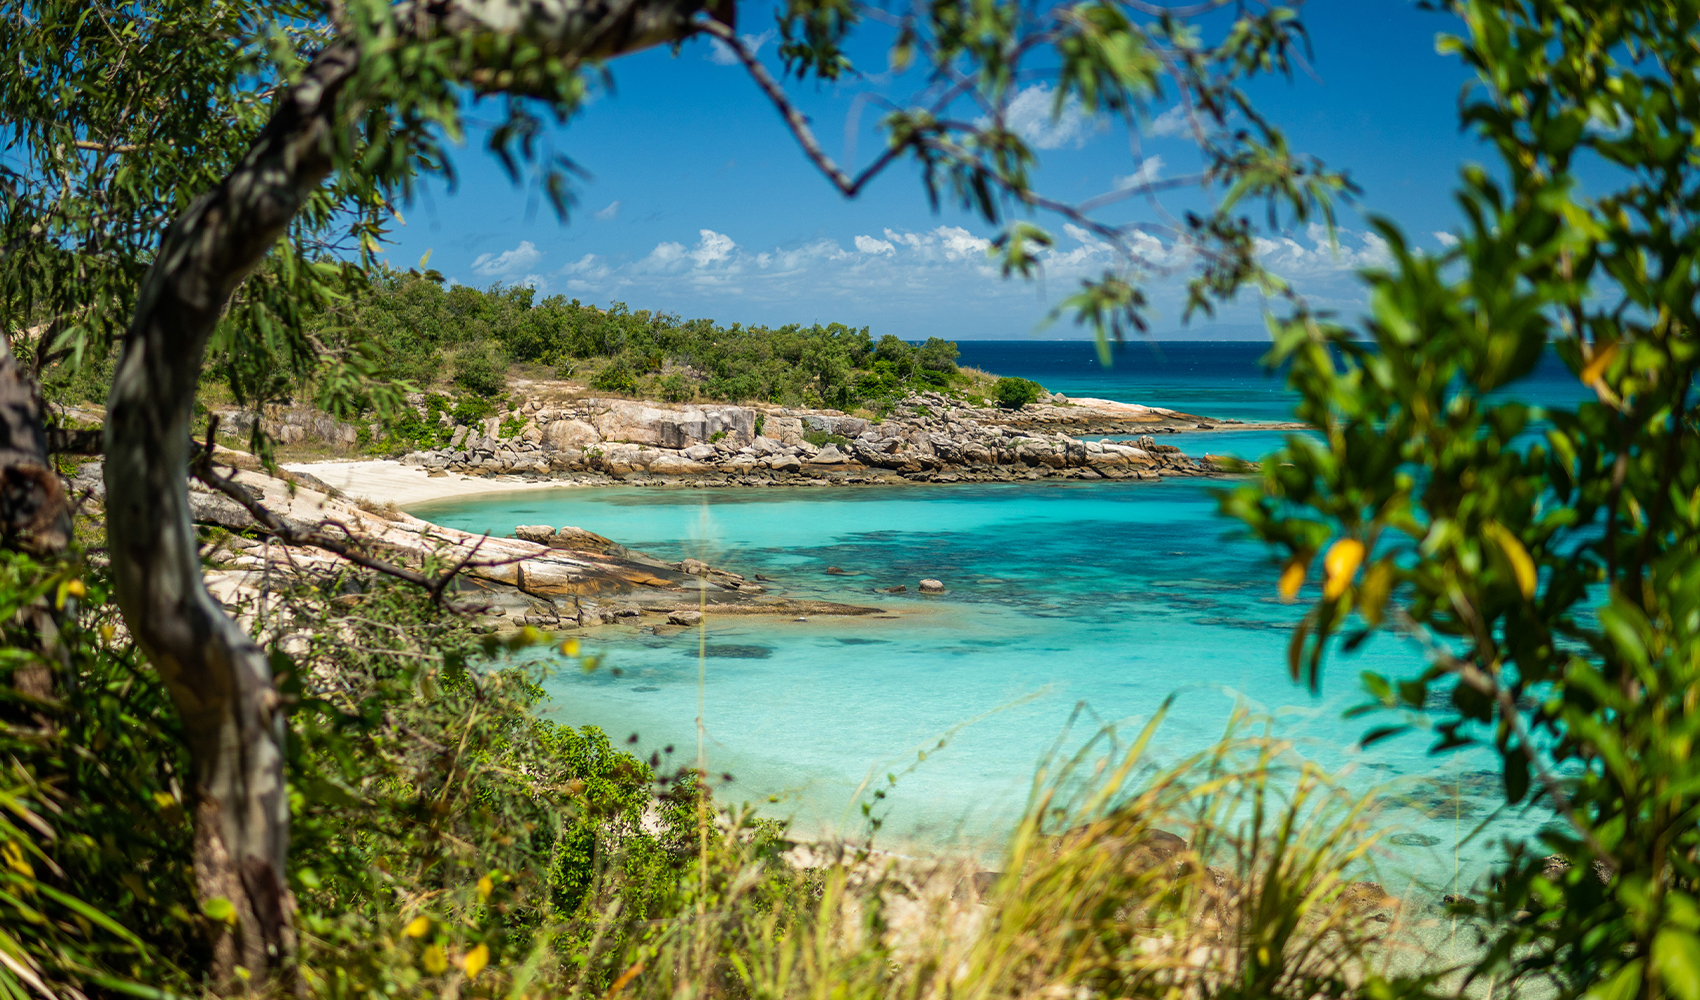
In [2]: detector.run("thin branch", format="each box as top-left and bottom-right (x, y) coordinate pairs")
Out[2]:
(695, 18), (906, 197)
(69, 140), (137, 154)
(189, 422), (476, 608)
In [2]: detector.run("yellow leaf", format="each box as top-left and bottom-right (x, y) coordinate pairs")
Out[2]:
(65, 578), (85, 598)
(1487, 523), (1538, 599)
(422, 944), (448, 975)
(477, 874), (494, 900)
(404, 916), (431, 938)
(561, 638), (580, 657)
(1278, 558), (1307, 601)
(1581, 342), (1618, 386)
(463, 943), (489, 980)
(2, 841), (34, 878)
(1323, 539), (1365, 600)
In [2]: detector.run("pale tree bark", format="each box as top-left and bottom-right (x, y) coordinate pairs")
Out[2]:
(102, 0), (710, 987)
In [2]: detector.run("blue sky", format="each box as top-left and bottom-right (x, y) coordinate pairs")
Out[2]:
(379, 0), (1488, 340)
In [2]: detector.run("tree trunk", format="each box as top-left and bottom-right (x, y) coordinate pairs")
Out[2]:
(0, 334), (71, 706)
(104, 42), (359, 983)
(101, 1), (708, 988)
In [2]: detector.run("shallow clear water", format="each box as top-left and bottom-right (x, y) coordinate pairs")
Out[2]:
(415, 479), (1537, 893)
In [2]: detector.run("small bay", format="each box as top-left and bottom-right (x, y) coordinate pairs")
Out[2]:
(412, 342), (1590, 894)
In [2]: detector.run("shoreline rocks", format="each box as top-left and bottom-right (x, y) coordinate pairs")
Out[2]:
(386, 390), (1270, 487)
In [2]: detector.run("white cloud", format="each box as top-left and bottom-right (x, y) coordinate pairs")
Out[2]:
(595, 200), (621, 221)
(705, 29), (775, 65)
(689, 229), (736, 265)
(517, 221), (1390, 334)
(937, 226), (991, 259)
(471, 240), (544, 283)
(1250, 225), (1393, 279)
(1146, 105), (1193, 139)
(1433, 231), (1459, 247)
(999, 83), (1103, 150)
(1113, 155), (1165, 190)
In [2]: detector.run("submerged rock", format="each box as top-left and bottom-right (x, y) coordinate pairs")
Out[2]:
(918, 579), (946, 593)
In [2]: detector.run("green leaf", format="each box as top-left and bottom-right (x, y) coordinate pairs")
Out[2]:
(200, 897), (237, 926)
(1655, 931), (1700, 1000)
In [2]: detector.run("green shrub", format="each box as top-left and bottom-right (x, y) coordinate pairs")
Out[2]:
(453, 348), (507, 397)
(803, 430), (849, 448)
(656, 372), (695, 403)
(993, 376), (1043, 409)
(915, 336), (960, 374)
(451, 395), (493, 425)
(591, 360), (639, 394)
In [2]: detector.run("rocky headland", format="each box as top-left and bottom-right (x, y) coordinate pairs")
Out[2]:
(381, 389), (1297, 485)
(71, 459), (885, 634)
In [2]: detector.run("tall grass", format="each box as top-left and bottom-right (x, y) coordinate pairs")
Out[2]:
(354, 695), (1454, 1000)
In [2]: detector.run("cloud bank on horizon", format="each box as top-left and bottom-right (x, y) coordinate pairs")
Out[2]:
(461, 221), (1395, 338)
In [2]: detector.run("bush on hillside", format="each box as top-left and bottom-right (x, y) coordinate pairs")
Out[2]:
(591, 359), (639, 394)
(453, 347), (507, 397)
(994, 376), (1044, 409)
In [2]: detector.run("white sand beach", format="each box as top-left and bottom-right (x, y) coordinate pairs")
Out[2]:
(282, 459), (573, 506)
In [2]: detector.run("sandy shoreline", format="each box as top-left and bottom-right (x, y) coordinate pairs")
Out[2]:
(283, 459), (578, 506)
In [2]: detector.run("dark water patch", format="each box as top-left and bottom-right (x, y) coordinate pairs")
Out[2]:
(836, 637), (891, 645)
(688, 645), (775, 659)
(1388, 832), (1444, 847)
(1191, 616), (1289, 632)
(632, 685), (661, 693)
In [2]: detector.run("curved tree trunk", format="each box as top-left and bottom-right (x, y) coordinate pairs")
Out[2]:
(102, 1), (708, 988)
(0, 333), (71, 710)
(103, 43), (358, 983)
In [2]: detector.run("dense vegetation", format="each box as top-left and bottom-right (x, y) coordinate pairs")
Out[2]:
(300, 268), (971, 412)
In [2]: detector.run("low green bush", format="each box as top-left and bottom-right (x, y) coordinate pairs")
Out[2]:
(453, 347), (508, 397)
(993, 377), (1044, 409)
(656, 372), (695, 403)
(591, 360), (639, 394)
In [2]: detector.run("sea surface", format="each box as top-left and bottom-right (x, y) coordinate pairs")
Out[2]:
(411, 341), (1592, 895)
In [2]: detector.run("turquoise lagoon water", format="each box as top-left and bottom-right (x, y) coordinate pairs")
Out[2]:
(416, 479), (1524, 894)
(408, 343), (1594, 893)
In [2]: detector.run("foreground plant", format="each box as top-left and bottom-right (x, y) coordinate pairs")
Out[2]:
(1225, 2), (1700, 996)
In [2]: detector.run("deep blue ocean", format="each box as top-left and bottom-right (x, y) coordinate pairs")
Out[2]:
(412, 341), (1592, 894)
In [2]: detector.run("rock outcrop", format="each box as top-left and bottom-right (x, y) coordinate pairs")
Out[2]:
(392, 391), (1236, 486)
(187, 465), (882, 632)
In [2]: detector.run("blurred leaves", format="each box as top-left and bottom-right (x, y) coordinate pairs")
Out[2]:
(1222, 0), (1700, 994)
